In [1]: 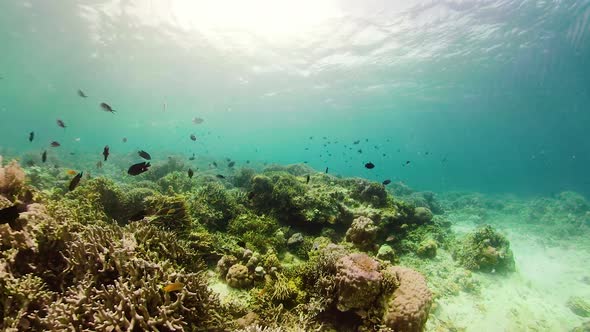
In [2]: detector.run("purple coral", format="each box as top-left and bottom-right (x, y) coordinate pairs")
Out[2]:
(334, 253), (382, 311)
(383, 266), (433, 332)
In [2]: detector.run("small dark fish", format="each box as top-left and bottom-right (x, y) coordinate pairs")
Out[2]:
(425, 151), (429, 155)
(228, 161), (235, 168)
(247, 191), (255, 200)
(77, 89), (88, 98)
(304, 161), (308, 163)
(309, 136), (313, 139)
(189, 153), (195, 161)
(365, 162), (375, 169)
(128, 162), (151, 176)
(325, 167), (329, 174)
(190, 134), (197, 141)
(353, 140), (360, 144)
(306, 175), (310, 184)
(192, 117), (204, 124)
(122, 137), (127, 143)
(0, 205), (20, 225)
(138, 150), (151, 160)
(102, 146), (110, 161)
(50, 141), (61, 147)
(382, 179), (391, 185)
(57, 119), (66, 128)
(216, 174), (225, 179)
(29, 131), (34, 142)
(68, 172), (83, 191)
(188, 169), (194, 178)
(212, 162), (218, 167)
(129, 210), (147, 221)
(246, 160), (250, 164)
(365, 138), (368, 142)
(41, 151), (47, 163)
(96, 161), (103, 169)
(382, 153), (386, 157)
(405, 160), (411, 165)
(225, 158), (231, 162)
(100, 102), (116, 113)
(357, 149), (362, 154)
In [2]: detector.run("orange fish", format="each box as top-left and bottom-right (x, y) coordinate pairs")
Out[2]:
(66, 170), (77, 175)
(162, 282), (184, 293)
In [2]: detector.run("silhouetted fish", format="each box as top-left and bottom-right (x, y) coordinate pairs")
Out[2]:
(382, 179), (391, 185)
(50, 141), (60, 147)
(212, 162), (218, 168)
(103, 146), (110, 161)
(29, 131), (34, 142)
(41, 151), (47, 163)
(365, 162), (375, 169)
(325, 167), (329, 174)
(216, 174), (225, 179)
(122, 137), (127, 143)
(189, 153), (195, 161)
(188, 169), (194, 178)
(57, 119), (66, 128)
(228, 161), (235, 168)
(0, 205), (20, 225)
(192, 117), (204, 124)
(353, 140), (360, 144)
(404, 160), (411, 165)
(68, 172), (83, 191)
(128, 162), (150, 176)
(100, 102), (116, 114)
(306, 175), (310, 184)
(190, 134), (197, 141)
(138, 150), (151, 160)
(77, 89), (87, 98)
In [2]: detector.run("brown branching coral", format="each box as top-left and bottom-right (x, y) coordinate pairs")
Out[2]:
(0, 156), (26, 201)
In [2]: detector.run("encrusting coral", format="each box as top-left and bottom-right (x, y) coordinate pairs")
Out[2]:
(345, 216), (378, 251)
(452, 225), (515, 273)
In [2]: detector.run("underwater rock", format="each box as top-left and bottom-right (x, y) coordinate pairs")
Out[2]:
(287, 232), (304, 245)
(345, 216), (378, 251)
(377, 244), (396, 262)
(413, 206), (433, 223)
(383, 266), (433, 332)
(335, 253), (382, 312)
(217, 255), (238, 279)
(226, 263), (253, 289)
(568, 296), (590, 317)
(417, 238), (438, 258)
(351, 180), (389, 207)
(452, 225), (515, 273)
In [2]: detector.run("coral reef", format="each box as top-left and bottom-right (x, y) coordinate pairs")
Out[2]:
(382, 266), (433, 332)
(334, 253), (382, 311)
(227, 264), (253, 289)
(345, 216), (378, 251)
(452, 225), (515, 273)
(0, 156), (26, 201)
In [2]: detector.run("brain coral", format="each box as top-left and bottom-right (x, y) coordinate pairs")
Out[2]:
(226, 264), (253, 289)
(383, 266), (433, 332)
(334, 253), (382, 312)
(345, 216), (378, 251)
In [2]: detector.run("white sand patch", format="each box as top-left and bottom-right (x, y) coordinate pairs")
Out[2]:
(429, 221), (590, 331)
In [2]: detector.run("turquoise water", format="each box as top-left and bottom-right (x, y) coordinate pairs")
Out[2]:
(1, 1), (589, 196)
(2, 2), (590, 331)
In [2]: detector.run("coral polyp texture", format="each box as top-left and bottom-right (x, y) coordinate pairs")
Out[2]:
(1, 161), (536, 331)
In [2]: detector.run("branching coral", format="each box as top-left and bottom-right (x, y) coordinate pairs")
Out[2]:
(0, 157), (26, 202)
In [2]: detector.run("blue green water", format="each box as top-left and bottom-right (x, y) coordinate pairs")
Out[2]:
(1, 0), (589, 196)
